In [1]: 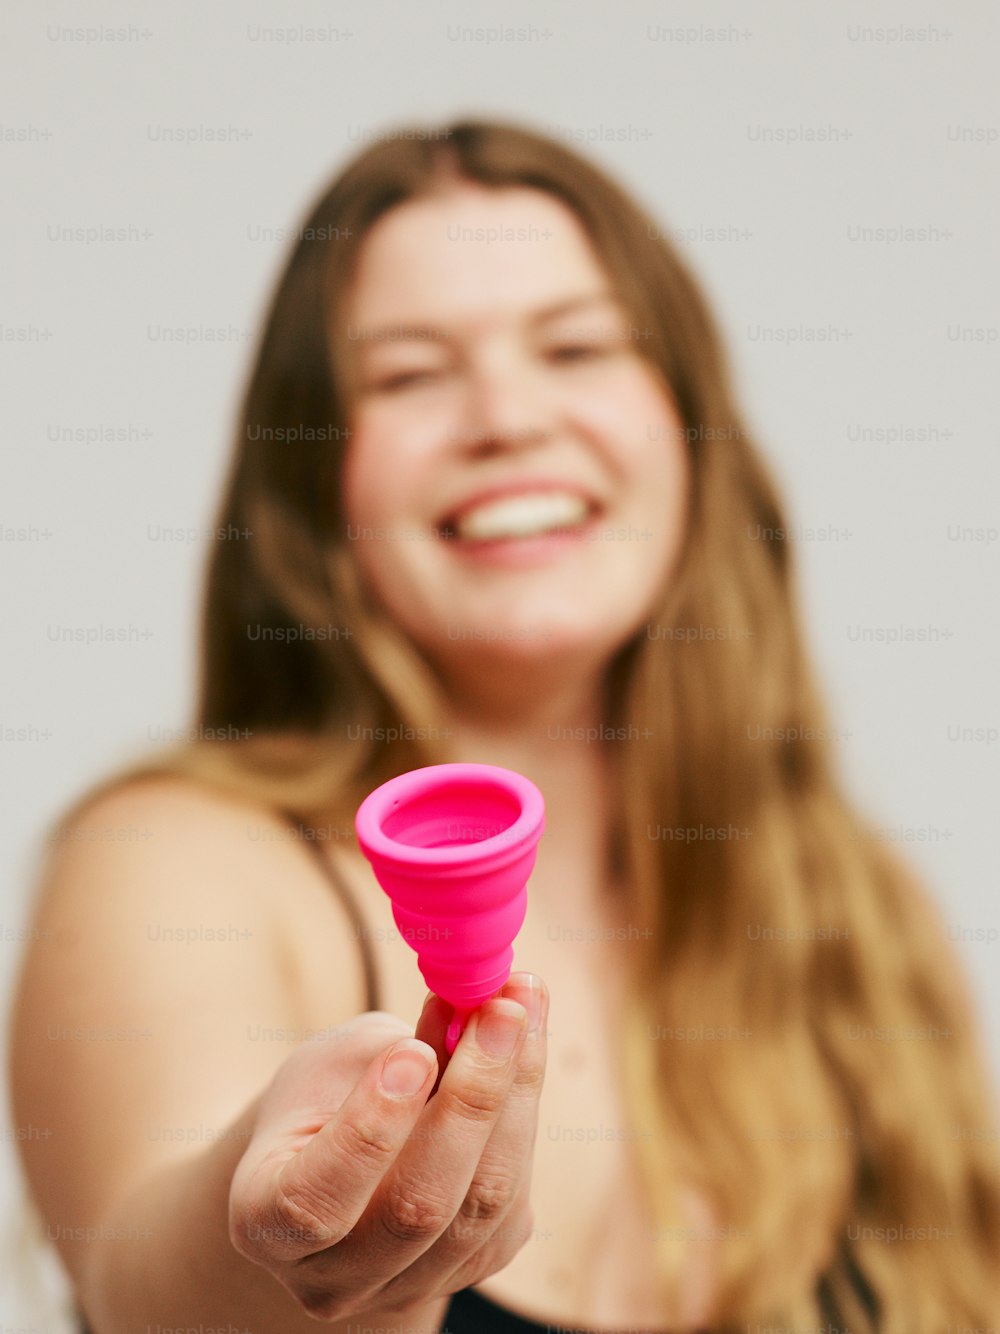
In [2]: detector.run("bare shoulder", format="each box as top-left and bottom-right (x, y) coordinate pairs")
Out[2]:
(28, 772), (369, 1018)
(40, 771), (306, 882)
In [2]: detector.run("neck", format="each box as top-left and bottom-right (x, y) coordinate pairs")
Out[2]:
(434, 662), (619, 909)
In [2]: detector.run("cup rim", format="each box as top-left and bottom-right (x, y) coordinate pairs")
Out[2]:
(355, 762), (545, 869)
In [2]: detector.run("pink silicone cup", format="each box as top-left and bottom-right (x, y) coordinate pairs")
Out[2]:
(355, 763), (545, 1054)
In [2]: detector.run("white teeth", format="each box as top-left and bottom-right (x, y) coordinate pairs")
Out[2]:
(454, 490), (591, 541)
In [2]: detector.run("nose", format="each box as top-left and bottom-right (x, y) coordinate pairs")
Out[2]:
(452, 353), (555, 457)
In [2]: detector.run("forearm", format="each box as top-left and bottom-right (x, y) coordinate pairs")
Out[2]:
(78, 1093), (448, 1334)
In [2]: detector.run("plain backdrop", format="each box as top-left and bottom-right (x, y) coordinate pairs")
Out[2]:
(2, 0), (998, 1324)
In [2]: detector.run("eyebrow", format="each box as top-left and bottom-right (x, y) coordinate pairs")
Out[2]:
(355, 291), (625, 344)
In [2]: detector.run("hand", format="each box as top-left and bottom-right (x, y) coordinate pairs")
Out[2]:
(228, 971), (548, 1321)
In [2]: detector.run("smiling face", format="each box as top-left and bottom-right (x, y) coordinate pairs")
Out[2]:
(338, 182), (690, 702)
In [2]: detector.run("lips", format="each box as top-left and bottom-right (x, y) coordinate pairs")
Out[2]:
(438, 480), (603, 541)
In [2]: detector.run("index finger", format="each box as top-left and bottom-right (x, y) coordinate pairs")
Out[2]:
(231, 1034), (438, 1265)
(322, 996), (529, 1282)
(413, 991), (454, 1096)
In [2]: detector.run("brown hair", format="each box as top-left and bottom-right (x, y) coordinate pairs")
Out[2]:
(60, 118), (1000, 1329)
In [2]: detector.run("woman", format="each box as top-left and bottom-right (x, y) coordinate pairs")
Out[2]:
(9, 118), (1000, 1332)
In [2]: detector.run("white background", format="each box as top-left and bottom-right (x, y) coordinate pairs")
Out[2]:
(2, 0), (998, 1324)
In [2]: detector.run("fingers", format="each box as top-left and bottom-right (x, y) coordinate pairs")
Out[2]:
(449, 973), (548, 1237)
(394, 972), (549, 1292)
(232, 1035), (438, 1265)
(413, 991), (454, 1096)
(230, 975), (548, 1321)
(317, 992), (530, 1291)
(239, 1011), (411, 1154)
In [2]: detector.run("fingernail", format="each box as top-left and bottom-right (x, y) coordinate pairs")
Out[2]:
(475, 1000), (527, 1059)
(506, 974), (545, 1037)
(380, 1042), (434, 1097)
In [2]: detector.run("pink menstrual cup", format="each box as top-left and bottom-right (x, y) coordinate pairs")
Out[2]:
(355, 763), (545, 1054)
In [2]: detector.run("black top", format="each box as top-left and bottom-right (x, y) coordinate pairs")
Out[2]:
(444, 1285), (672, 1331)
(443, 1261), (880, 1331)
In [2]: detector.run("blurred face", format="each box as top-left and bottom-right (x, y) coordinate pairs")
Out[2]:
(339, 182), (689, 696)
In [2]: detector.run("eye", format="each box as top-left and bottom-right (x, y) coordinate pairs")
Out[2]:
(374, 369), (441, 392)
(547, 344), (609, 363)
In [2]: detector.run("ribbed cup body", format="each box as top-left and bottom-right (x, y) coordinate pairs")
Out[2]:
(355, 764), (545, 1014)
(373, 848), (536, 1008)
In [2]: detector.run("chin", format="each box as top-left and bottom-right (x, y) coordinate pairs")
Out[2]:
(433, 615), (638, 667)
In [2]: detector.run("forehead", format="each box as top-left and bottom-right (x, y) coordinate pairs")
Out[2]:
(345, 184), (611, 332)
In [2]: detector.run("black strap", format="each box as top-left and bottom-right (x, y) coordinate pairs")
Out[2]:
(277, 809), (382, 1014)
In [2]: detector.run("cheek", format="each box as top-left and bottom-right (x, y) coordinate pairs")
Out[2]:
(610, 380), (689, 568)
(339, 428), (433, 615)
(341, 428), (401, 528)
(343, 403), (444, 525)
(594, 380), (688, 505)
(574, 362), (684, 452)
(338, 439), (396, 594)
(639, 426), (688, 505)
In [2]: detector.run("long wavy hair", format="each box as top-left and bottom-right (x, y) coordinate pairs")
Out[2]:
(56, 119), (1000, 1329)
